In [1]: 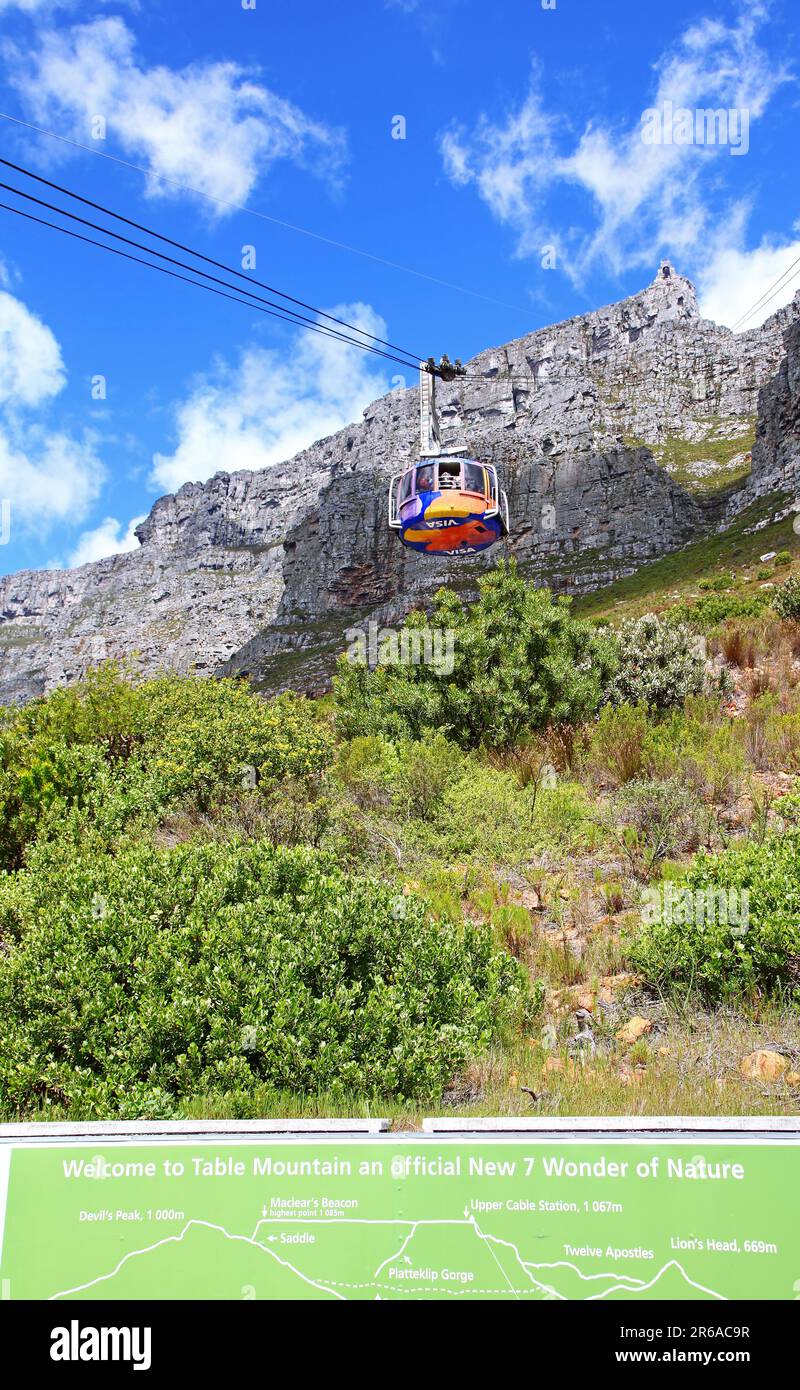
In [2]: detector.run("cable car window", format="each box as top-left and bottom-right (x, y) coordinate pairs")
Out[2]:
(438, 461), (461, 490)
(400, 470), (414, 502)
(416, 464), (435, 492)
(464, 462), (484, 494)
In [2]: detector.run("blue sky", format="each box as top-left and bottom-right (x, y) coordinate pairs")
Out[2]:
(0, 0), (798, 574)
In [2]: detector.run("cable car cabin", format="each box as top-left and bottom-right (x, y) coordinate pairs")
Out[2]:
(388, 457), (510, 555)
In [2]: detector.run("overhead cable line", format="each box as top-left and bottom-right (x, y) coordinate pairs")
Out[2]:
(0, 111), (531, 316)
(0, 155), (424, 364)
(731, 253), (800, 331)
(0, 198), (420, 370)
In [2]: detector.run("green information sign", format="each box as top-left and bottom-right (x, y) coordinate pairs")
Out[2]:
(1, 1136), (798, 1300)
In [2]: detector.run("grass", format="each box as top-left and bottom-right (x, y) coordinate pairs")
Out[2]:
(574, 496), (800, 624)
(625, 421), (756, 496)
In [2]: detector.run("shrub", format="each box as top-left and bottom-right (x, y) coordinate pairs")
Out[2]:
(629, 829), (800, 1003)
(698, 573), (734, 593)
(669, 593), (771, 627)
(773, 575), (800, 621)
(642, 703), (746, 804)
(716, 620), (756, 669)
(606, 613), (705, 711)
(335, 735), (400, 809)
(582, 702), (649, 785)
(531, 781), (599, 852)
(0, 671), (333, 867)
(432, 762), (536, 859)
(774, 551), (792, 567)
(393, 734), (462, 821)
(333, 560), (617, 750)
(143, 683), (332, 810)
(0, 841), (531, 1116)
(613, 777), (703, 873)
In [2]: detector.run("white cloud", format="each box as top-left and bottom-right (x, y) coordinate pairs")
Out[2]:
(0, 0), (63, 10)
(152, 305), (391, 495)
(440, 6), (792, 282)
(0, 287), (104, 531)
(698, 234), (800, 329)
(0, 426), (104, 530)
(8, 17), (347, 209)
(0, 289), (65, 406)
(441, 82), (557, 260)
(67, 512), (145, 568)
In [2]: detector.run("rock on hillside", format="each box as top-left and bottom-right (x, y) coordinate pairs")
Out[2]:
(0, 263), (798, 703)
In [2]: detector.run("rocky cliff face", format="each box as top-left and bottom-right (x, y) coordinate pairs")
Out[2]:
(724, 316), (800, 520)
(1, 263), (798, 703)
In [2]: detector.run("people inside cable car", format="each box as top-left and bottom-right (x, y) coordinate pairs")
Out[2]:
(389, 457), (509, 555)
(438, 462), (461, 489)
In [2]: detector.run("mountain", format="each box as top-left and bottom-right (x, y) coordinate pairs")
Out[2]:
(1, 263), (798, 704)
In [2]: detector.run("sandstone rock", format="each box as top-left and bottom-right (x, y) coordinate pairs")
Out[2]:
(727, 316), (800, 520)
(739, 1050), (789, 1080)
(597, 972), (641, 1003)
(615, 1016), (653, 1045)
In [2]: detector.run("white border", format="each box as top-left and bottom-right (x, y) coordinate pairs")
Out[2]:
(0, 1119), (388, 1142)
(0, 1116), (798, 1149)
(422, 1116), (800, 1134)
(0, 1145), (9, 1273)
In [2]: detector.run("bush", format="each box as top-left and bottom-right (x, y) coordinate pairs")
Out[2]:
(613, 777), (703, 873)
(429, 762), (536, 859)
(393, 734), (462, 821)
(642, 702), (746, 804)
(629, 829), (800, 1003)
(606, 613), (705, 710)
(698, 573), (734, 593)
(0, 841), (531, 1116)
(668, 593), (771, 627)
(0, 670), (333, 867)
(335, 735), (400, 810)
(773, 575), (800, 621)
(142, 682), (331, 810)
(582, 702), (649, 785)
(333, 560), (617, 750)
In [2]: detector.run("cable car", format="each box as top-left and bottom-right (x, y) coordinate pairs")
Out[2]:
(388, 358), (510, 555)
(388, 455), (509, 554)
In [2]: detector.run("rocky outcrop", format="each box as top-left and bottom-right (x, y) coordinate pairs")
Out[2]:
(725, 316), (800, 518)
(1, 263), (798, 703)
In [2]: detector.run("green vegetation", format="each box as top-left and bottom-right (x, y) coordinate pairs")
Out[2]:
(2, 542), (800, 1124)
(606, 613), (704, 709)
(0, 839), (528, 1116)
(625, 421), (755, 496)
(774, 574), (800, 620)
(574, 495), (800, 625)
(334, 560), (616, 749)
(631, 831), (800, 1004)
